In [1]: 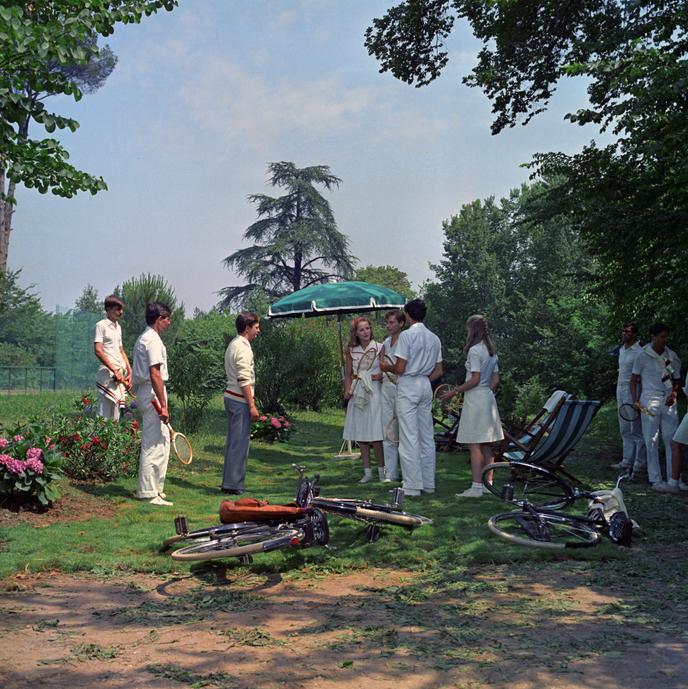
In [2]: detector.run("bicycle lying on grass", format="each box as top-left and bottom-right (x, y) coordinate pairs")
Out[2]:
(164, 465), (432, 561)
(481, 461), (637, 549)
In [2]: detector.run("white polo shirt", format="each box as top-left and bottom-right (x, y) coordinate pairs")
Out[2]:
(617, 341), (642, 385)
(132, 327), (168, 385)
(395, 322), (442, 377)
(94, 318), (125, 372)
(631, 344), (680, 396)
(465, 341), (499, 388)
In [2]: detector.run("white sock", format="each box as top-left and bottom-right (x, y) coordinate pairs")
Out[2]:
(472, 482), (483, 490)
(363, 468), (372, 478)
(378, 467), (386, 480)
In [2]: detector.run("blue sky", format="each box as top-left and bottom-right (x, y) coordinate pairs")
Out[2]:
(12, 0), (605, 313)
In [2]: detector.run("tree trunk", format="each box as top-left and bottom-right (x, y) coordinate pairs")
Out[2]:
(0, 166), (15, 274)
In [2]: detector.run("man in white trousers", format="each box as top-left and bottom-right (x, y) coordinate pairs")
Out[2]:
(381, 299), (442, 497)
(132, 302), (173, 506)
(630, 322), (681, 492)
(611, 322), (645, 472)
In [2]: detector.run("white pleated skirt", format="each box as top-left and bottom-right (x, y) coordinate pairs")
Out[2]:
(343, 382), (384, 442)
(457, 387), (504, 444)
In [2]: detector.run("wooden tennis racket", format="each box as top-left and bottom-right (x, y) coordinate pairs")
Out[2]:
(618, 403), (654, 422)
(433, 383), (462, 416)
(152, 398), (193, 465)
(349, 347), (378, 397)
(381, 353), (398, 384)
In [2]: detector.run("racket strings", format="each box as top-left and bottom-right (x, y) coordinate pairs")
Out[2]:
(173, 433), (193, 464)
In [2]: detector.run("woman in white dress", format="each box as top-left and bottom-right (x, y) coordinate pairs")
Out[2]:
(343, 316), (385, 483)
(379, 309), (405, 482)
(445, 314), (503, 498)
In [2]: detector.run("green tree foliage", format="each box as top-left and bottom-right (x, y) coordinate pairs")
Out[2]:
(168, 313), (228, 431)
(219, 162), (356, 310)
(74, 283), (101, 314)
(114, 273), (184, 353)
(0, 1), (177, 271)
(253, 318), (342, 413)
(0, 269), (54, 366)
(367, 1), (688, 346)
(423, 182), (613, 418)
(354, 265), (415, 299)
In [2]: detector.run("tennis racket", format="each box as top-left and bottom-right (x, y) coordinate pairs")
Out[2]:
(152, 397), (193, 465)
(349, 347), (378, 397)
(384, 416), (399, 444)
(618, 403), (654, 422)
(382, 353), (398, 384)
(433, 384), (462, 416)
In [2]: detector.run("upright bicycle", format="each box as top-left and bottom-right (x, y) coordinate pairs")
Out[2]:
(481, 461), (635, 549)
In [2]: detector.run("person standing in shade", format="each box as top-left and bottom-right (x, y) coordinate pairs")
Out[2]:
(94, 295), (131, 420)
(611, 322), (645, 472)
(447, 315), (503, 498)
(630, 322), (681, 492)
(381, 299), (443, 497)
(379, 309), (405, 483)
(222, 311), (261, 494)
(132, 302), (173, 506)
(668, 378), (688, 493)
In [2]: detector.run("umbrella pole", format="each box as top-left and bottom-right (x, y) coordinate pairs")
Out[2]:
(334, 314), (360, 460)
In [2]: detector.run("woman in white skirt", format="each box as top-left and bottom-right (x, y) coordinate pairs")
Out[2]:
(343, 316), (385, 483)
(445, 314), (503, 498)
(379, 309), (405, 482)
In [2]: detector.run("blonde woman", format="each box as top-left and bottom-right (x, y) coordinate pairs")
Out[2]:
(343, 316), (385, 483)
(445, 315), (503, 497)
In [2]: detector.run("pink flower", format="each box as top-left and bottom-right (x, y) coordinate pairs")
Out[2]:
(13, 435), (24, 442)
(24, 457), (44, 474)
(26, 448), (43, 461)
(0, 454), (25, 475)
(0, 438), (8, 450)
(260, 415), (268, 422)
(283, 421), (290, 427)
(270, 418), (281, 428)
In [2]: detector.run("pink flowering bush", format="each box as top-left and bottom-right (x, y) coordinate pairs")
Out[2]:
(250, 413), (294, 443)
(0, 421), (64, 507)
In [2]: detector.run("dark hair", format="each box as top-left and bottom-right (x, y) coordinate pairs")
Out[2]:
(623, 322), (638, 334)
(649, 322), (669, 337)
(385, 309), (405, 324)
(104, 294), (124, 310)
(236, 311), (260, 334)
(145, 302), (171, 326)
(404, 299), (426, 322)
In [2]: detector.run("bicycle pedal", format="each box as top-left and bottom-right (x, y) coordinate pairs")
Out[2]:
(174, 515), (189, 536)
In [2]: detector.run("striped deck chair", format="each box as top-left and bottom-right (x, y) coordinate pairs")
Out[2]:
(500, 399), (601, 483)
(497, 390), (569, 462)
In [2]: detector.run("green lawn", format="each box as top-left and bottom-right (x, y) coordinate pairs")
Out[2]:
(1, 393), (687, 581)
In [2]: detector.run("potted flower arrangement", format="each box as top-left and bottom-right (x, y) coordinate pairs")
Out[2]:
(250, 413), (294, 443)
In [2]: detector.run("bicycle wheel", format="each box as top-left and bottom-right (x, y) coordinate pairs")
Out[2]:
(488, 509), (600, 549)
(170, 526), (304, 561)
(162, 522), (261, 549)
(312, 497), (432, 528)
(482, 461), (575, 509)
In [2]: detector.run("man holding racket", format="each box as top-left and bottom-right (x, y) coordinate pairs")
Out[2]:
(94, 295), (131, 421)
(132, 302), (173, 506)
(611, 322), (645, 473)
(381, 299), (443, 497)
(222, 311), (261, 495)
(630, 323), (681, 492)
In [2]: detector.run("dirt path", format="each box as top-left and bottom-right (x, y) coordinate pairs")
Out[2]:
(1, 560), (685, 689)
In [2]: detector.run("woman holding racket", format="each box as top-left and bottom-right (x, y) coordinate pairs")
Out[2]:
(444, 314), (503, 498)
(380, 309), (405, 482)
(343, 316), (385, 483)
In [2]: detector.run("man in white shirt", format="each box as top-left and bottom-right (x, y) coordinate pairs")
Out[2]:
(381, 299), (443, 497)
(611, 322), (645, 472)
(630, 322), (681, 492)
(132, 302), (173, 506)
(222, 311), (261, 494)
(93, 295), (131, 421)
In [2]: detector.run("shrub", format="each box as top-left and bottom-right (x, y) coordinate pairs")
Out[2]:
(0, 422), (64, 507)
(50, 396), (141, 481)
(250, 413), (294, 443)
